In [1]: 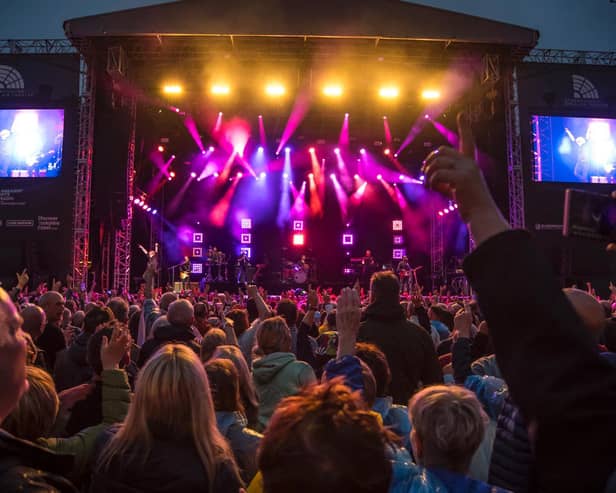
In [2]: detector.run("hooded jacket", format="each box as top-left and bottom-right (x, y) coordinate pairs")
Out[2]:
(54, 331), (93, 392)
(358, 301), (442, 404)
(252, 352), (316, 431)
(216, 411), (262, 484)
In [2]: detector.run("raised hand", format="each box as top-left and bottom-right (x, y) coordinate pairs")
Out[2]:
(58, 383), (94, 412)
(307, 288), (319, 309)
(454, 303), (473, 339)
(100, 325), (132, 370)
(336, 287), (361, 342)
(15, 269), (29, 290)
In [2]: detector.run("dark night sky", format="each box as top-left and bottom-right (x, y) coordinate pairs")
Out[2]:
(0, 0), (614, 51)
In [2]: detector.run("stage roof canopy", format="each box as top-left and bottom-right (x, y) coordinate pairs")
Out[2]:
(64, 0), (539, 58)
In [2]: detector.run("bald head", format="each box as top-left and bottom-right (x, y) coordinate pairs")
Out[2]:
(167, 299), (194, 327)
(38, 291), (65, 325)
(20, 304), (46, 340)
(564, 288), (606, 338)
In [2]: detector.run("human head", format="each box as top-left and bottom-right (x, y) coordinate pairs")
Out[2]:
(167, 299), (195, 327)
(204, 358), (242, 413)
(258, 379), (393, 493)
(2, 365), (59, 441)
(83, 306), (114, 335)
(38, 291), (65, 325)
(257, 316), (292, 355)
(276, 300), (298, 328)
(159, 292), (178, 313)
(200, 328), (226, 363)
(369, 271), (400, 305)
(193, 302), (210, 336)
(97, 344), (239, 488)
(408, 385), (488, 474)
(429, 304), (454, 331)
(211, 345), (259, 413)
(61, 308), (72, 329)
(563, 288), (606, 339)
(71, 310), (85, 329)
(365, 249), (372, 257)
(355, 342), (391, 398)
(107, 297), (129, 324)
(20, 304), (46, 340)
(226, 309), (249, 338)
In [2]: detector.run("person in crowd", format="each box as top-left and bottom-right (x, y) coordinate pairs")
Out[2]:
(54, 306), (114, 392)
(238, 285), (272, 366)
(0, 287), (77, 492)
(275, 299), (300, 354)
(138, 298), (199, 366)
(37, 290), (67, 371)
(428, 304), (453, 341)
(193, 301), (211, 340)
(210, 345), (260, 430)
(355, 342), (411, 452)
(358, 271), (442, 404)
(392, 385), (508, 492)
(227, 308), (250, 340)
(201, 328), (227, 363)
(205, 358), (262, 483)
(91, 344), (243, 492)
(70, 310), (85, 331)
(20, 303), (47, 367)
(3, 326), (131, 480)
(257, 379), (395, 493)
(252, 316), (316, 431)
(106, 297), (129, 325)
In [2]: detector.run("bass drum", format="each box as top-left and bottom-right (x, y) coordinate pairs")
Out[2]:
(293, 270), (307, 284)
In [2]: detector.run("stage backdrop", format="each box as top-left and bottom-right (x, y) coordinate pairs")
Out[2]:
(0, 54), (79, 287)
(518, 62), (616, 287)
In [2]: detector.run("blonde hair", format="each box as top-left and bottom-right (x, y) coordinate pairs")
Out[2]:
(3, 366), (59, 441)
(97, 344), (240, 488)
(257, 316), (292, 355)
(409, 385), (487, 472)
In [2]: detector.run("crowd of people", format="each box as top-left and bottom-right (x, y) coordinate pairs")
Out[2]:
(2, 113), (616, 492)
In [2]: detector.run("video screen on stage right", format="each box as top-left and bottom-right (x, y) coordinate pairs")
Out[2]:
(531, 114), (616, 184)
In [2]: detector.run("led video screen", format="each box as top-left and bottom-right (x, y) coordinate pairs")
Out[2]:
(531, 115), (616, 184)
(0, 109), (64, 178)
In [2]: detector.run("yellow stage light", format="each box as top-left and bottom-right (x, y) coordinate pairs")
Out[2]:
(323, 84), (344, 98)
(163, 84), (183, 95)
(211, 84), (231, 95)
(421, 89), (441, 100)
(378, 86), (399, 99)
(265, 83), (286, 97)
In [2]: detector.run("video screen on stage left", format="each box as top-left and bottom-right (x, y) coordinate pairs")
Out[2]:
(0, 109), (65, 178)
(531, 115), (616, 184)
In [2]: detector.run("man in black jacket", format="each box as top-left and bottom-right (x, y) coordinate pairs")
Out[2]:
(36, 291), (67, 372)
(138, 299), (199, 367)
(358, 271), (442, 404)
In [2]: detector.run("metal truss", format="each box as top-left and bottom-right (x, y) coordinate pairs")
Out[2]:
(72, 48), (96, 289)
(430, 210), (445, 290)
(113, 95), (137, 292)
(0, 39), (77, 54)
(526, 48), (616, 66)
(100, 229), (112, 291)
(504, 64), (525, 229)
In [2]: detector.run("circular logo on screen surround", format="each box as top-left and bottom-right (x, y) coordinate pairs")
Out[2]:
(0, 65), (25, 90)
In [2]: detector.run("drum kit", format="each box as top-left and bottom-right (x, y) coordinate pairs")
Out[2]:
(203, 247), (230, 282)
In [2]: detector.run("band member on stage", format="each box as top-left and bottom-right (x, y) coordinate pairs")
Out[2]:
(179, 255), (191, 290)
(396, 256), (411, 294)
(139, 244), (159, 282)
(361, 249), (378, 291)
(236, 252), (249, 286)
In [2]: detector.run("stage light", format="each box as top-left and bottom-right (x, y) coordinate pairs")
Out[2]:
(359, 148), (366, 155)
(163, 84), (182, 95)
(330, 173), (336, 179)
(142, 204), (148, 209)
(292, 233), (305, 246)
(190, 171), (197, 178)
(209, 146), (215, 152)
(392, 220), (403, 231)
(241, 218), (252, 229)
(377, 174), (383, 180)
(201, 150), (206, 155)
(438, 211), (444, 217)
(169, 171), (176, 178)
(283, 173), (289, 179)
(322, 84), (343, 98)
(236, 171), (243, 178)
(257, 146), (264, 153)
(265, 83), (286, 97)
(240, 233), (252, 244)
(157, 145), (164, 152)
(309, 147), (315, 153)
(399, 174), (405, 180)
(175, 108), (180, 113)
(285, 146), (291, 153)
(211, 84), (231, 95)
(419, 175), (425, 181)
(308, 173), (314, 179)
(454, 203), (458, 209)
(133, 198), (140, 204)
(146, 207), (152, 212)
(334, 147), (340, 154)
(421, 89), (441, 100)
(213, 172), (219, 177)
(260, 171), (266, 179)
(354, 173), (360, 180)
(342, 233), (354, 246)
(293, 220), (304, 231)
(449, 205), (455, 211)
(384, 149), (391, 156)
(171, 154), (176, 159)
(378, 86), (399, 99)
(152, 209), (158, 215)
(424, 114), (430, 119)
(444, 208), (450, 214)
(394, 153), (399, 158)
